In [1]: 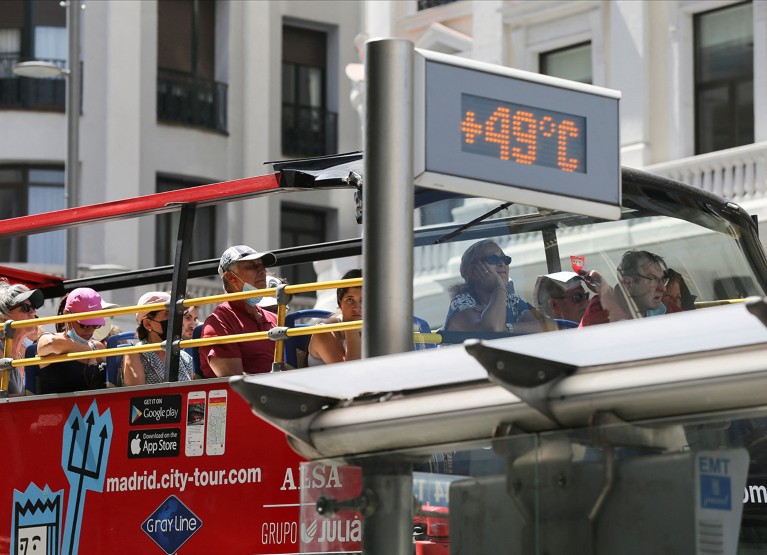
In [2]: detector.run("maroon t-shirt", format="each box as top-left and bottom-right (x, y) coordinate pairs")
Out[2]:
(200, 301), (277, 377)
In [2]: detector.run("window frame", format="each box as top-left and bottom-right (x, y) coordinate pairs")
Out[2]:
(0, 164), (65, 264)
(692, 1), (754, 155)
(154, 175), (217, 267)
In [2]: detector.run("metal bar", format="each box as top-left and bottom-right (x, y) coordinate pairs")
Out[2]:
(272, 302), (288, 371)
(0, 173), (280, 238)
(363, 38), (414, 360)
(361, 463), (413, 555)
(542, 228), (562, 273)
(0, 336), (12, 395)
(165, 204), (196, 382)
(65, 0), (81, 279)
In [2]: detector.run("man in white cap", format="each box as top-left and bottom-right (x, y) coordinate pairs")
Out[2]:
(533, 271), (590, 325)
(37, 287), (107, 393)
(200, 245), (278, 377)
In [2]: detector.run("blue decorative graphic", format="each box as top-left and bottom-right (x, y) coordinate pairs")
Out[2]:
(12, 483), (64, 555)
(142, 495), (203, 555)
(700, 474), (732, 510)
(60, 400), (114, 555)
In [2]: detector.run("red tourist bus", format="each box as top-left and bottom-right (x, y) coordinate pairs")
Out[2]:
(3, 149), (767, 555)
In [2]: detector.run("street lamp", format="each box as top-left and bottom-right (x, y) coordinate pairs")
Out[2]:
(12, 1), (81, 280)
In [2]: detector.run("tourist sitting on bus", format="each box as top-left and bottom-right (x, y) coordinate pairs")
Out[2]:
(37, 287), (107, 393)
(580, 250), (669, 326)
(444, 240), (545, 333)
(307, 269), (362, 366)
(533, 271), (590, 325)
(200, 245), (278, 377)
(181, 291), (202, 341)
(123, 291), (193, 386)
(662, 268), (696, 312)
(0, 281), (44, 395)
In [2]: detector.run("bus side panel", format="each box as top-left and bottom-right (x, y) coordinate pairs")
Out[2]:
(0, 382), (322, 555)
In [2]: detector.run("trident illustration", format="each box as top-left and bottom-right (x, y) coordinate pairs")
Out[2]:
(60, 400), (113, 555)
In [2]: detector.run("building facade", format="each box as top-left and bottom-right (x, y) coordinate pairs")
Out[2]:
(361, 0), (767, 233)
(0, 0), (364, 310)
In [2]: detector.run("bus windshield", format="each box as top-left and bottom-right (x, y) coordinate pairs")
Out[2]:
(410, 169), (767, 336)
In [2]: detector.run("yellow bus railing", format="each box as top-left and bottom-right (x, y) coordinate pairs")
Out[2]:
(0, 277), (378, 392)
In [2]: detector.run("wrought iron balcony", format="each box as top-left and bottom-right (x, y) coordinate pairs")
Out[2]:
(282, 103), (338, 157)
(417, 0), (459, 10)
(157, 69), (228, 133)
(0, 54), (66, 110)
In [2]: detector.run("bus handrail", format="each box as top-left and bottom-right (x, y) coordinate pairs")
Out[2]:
(1, 277), (365, 381)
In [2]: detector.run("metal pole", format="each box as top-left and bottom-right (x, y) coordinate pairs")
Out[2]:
(65, 1), (81, 279)
(363, 38), (414, 359)
(361, 462), (413, 555)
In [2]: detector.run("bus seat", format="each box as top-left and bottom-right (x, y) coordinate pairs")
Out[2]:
(105, 331), (138, 387)
(413, 316), (437, 350)
(284, 310), (333, 369)
(24, 343), (40, 395)
(190, 324), (204, 378)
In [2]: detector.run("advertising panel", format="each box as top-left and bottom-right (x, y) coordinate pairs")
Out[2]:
(1, 381), (358, 555)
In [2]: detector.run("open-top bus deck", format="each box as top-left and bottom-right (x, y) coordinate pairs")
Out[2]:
(1, 149), (767, 554)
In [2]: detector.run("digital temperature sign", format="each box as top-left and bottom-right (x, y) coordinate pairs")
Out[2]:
(414, 49), (621, 220)
(461, 94), (586, 174)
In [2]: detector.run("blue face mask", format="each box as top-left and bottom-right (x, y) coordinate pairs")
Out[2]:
(646, 301), (667, 318)
(67, 327), (90, 344)
(233, 274), (262, 307)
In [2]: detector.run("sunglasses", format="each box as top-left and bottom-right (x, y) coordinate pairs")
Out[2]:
(634, 273), (670, 287)
(75, 321), (101, 330)
(481, 254), (512, 265)
(11, 302), (35, 313)
(555, 292), (590, 304)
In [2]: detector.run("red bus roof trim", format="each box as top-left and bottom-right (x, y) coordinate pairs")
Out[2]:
(0, 265), (65, 289)
(0, 173), (280, 238)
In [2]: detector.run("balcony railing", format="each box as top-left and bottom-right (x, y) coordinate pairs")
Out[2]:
(644, 141), (767, 203)
(157, 69), (228, 133)
(282, 103), (338, 157)
(0, 54), (66, 110)
(417, 0), (459, 10)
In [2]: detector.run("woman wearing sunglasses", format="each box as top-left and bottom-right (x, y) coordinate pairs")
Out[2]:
(445, 239), (539, 333)
(0, 282), (44, 395)
(37, 287), (107, 394)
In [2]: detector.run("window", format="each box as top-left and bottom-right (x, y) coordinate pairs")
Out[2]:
(282, 24), (337, 157)
(0, 0), (67, 110)
(0, 166), (65, 264)
(280, 205), (326, 296)
(156, 0), (227, 132)
(539, 42), (592, 85)
(155, 176), (216, 266)
(694, 2), (753, 155)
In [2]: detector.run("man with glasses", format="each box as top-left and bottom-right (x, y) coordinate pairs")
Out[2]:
(534, 271), (590, 325)
(37, 287), (107, 393)
(580, 250), (669, 327)
(0, 282), (44, 395)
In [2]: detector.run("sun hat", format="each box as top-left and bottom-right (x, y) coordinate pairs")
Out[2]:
(218, 245), (276, 277)
(135, 291), (171, 322)
(65, 287), (106, 326)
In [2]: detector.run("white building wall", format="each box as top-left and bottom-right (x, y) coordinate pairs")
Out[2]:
(363, 0), (767, 203)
